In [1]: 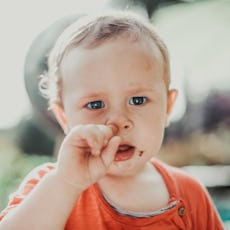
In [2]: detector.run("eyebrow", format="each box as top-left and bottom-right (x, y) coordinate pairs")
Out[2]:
(77, 85), (160, 102)
(126, 86), (160, 94)
(77, 92), (106, 101)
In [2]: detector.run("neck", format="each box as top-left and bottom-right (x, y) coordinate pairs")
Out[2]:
(97, 162), (169, 213)
(98, 164), (162, 199)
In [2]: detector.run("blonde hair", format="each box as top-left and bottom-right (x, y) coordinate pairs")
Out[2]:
(39, 11), (170, 107)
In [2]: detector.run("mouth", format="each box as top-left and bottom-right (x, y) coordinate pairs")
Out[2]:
(114, 144), (135, 162)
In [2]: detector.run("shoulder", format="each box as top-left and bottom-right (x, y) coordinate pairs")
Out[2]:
(152, 159), (215, 210)
(152, 159), (204, 192)
(20, 162), (56, 182)
(10, 162), (56, 199)
(0, 162), (56, 221)
(152, 159), (224, 229)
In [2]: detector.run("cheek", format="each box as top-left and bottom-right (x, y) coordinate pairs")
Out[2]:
(138, 112), (166, 152)
(145, 125), (165, 146)
(143, 107), (167, 130)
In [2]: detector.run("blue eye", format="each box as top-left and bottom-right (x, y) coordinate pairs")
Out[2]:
(129, 97), (147, 105)
(86, 100), (105, 110)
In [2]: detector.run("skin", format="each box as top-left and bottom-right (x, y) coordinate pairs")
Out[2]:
(58, 38), (177, 176)
(0, 37), (177, 229)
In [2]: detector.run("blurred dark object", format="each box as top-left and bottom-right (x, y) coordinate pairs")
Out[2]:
(161, 90), (230, 167)
(107, 0), (183, 18)
(15, 117), (55, 155)
(203, 91), (230, 131)
(24, 14), (82, 134)
(16, 15), (82, 155)
(165, 90), (230, 142)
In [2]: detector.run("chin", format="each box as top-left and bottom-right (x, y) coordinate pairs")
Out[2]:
(106, 160), (145, 178)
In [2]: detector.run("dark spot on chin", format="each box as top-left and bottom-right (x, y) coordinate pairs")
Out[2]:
(139, 151), (144, 157)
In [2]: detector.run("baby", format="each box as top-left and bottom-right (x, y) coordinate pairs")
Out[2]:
(0, 11), (224, 230)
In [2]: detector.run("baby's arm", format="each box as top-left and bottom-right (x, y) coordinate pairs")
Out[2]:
(0, 124), (121, 230)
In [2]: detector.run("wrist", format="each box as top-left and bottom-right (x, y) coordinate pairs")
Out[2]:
(52, 170), (87, 194)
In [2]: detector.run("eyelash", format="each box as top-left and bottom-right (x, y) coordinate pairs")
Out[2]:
(86, 96), (148, 110)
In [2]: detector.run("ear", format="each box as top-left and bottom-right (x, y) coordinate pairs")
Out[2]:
(50, 103), (69, 134)
(165, 89), (178, 127)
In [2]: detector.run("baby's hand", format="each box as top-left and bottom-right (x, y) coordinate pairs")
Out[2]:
(56, 124), (121, 191)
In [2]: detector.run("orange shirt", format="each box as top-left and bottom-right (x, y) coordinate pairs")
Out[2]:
(0, 160), (224, 229)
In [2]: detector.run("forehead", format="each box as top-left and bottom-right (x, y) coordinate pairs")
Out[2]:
(60, 38), (167, 103)
(61, 37), (164, 78)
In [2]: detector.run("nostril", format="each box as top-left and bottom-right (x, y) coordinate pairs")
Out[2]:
(124, 125), (129, 129)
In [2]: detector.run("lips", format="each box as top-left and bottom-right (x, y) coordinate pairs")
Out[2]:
(114, 144), (135, 162)
(117, 145), (133, 153)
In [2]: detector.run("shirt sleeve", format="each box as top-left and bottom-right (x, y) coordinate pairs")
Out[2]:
(0, 163), (55, 221)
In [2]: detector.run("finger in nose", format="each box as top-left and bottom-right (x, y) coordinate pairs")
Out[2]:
(108, 123), (119, 135)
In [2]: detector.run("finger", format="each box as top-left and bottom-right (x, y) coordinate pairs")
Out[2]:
(83, 126), (106, 156)
(107, 124), (118, 135)
(97, 124), (118, 145)
(66, 125), (104, 155)
(65, 124), (118, 157)
(100, 136), (122, 167)
(88, 125), (119, 156)
(87, 136), (103, 156)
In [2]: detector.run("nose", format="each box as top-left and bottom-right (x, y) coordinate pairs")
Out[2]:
(105, 110), (133, 132)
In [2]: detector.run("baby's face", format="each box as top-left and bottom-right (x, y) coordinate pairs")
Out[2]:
(60, 38), (171, 175)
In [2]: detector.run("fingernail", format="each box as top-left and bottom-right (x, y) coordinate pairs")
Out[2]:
(108, 124), (118, 134)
